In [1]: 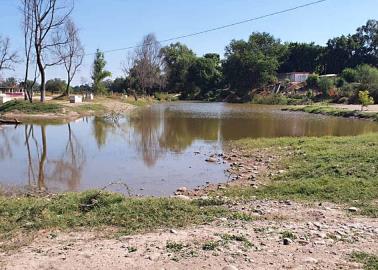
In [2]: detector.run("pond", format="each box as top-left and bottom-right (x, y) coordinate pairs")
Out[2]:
(1, 102), (378, 196)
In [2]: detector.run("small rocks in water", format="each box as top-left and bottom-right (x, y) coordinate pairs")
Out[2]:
(283, 238), (293, 245)
(222, 266), (238, 270)
(348, 207), (359, 212)
(206, 157), (218, 163)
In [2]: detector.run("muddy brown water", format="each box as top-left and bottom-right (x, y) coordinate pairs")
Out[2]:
(1, 102), (378, 196)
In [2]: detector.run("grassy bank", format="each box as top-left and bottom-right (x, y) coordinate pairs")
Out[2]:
(284, 105), (378, 121)
(222, 133), (378, 217)
(0, 191), (234, 242)
(0, 100), (63, 114)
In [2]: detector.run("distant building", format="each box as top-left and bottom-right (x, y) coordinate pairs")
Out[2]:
(278, 72), (310, 83)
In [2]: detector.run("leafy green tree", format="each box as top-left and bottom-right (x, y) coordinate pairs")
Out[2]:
(358, 90), (374, 110)
(223, 32), (286, 97)
(279, 42), (323, 73)
(45, 78), (67, 94)
(91, 49), (112, 95)
(183, 54), (223, 99)
(161, 42), (197, 92)
(354, 19), (378, 66)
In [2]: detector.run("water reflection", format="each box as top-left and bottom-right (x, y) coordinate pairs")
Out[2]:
(1, 102), (378, 195)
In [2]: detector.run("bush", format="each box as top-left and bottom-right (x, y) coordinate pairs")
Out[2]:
(306, 74), (319, 88)
(318, 77), (334, 97)
(359, 90), (374, 110)
(341, 68), (359, 83)
(251, 94), (288, 105)
(336, 77), (346, 88)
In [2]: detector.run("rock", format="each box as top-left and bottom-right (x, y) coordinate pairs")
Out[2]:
(176, 187), (188, 193)
(174, 195), (191, 201)
(170, 229), (178, 234)
(348, 207), (359, 212)
(222, 266), (238, 270)
(283, 238), (293, 245)
(206, 157), (218, 163)
(303, 257), (318, 264)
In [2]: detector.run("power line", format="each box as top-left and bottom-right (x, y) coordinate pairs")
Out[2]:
(85, 0), (327, 57)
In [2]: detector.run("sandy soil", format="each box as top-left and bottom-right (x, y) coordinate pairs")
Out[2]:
(1, 200), (376, 270)
(331, 104), (378, 112)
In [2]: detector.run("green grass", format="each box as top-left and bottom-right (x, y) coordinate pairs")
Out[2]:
(72, 103), (106, 114)
(284, 105), (378, 121)
(351, 252), (378, 270)
(0, 100), (63, 114)
(222, 133), (378, 217)
(0, 191), (230, 239)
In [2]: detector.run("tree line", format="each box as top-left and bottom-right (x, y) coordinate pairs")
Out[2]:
(90, 19), (378, 102)
(0, 1), (377, 103)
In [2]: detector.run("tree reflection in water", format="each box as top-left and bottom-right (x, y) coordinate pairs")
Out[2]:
(23, 123), (86, 192)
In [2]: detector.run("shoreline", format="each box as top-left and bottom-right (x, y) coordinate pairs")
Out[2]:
(283, 104), (378, 122)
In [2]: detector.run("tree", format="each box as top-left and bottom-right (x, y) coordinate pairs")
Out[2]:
(358, 90), (374, 110)
(124, 33), (165, 96)
(0, 36), (18, 72)
(279, 42), (323, 73)
(341, 68), (359, 83)
(223, 32), (286, 97)
(21, 0), (38, 102)
(91, 49), (111, 95)
(22, 0), (73, 102)
(45, 78), (67, 94)
(183, 54), (223, 99)
(354, 19), (378, 66)
(306, 74), (320, 88)
(160, 42), (197, 92)
(54, 19), (84, 96)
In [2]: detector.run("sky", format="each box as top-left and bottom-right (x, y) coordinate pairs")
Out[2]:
(0, 0), (377, 85)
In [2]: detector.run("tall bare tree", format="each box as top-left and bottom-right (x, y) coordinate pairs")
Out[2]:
(0, 36), (18, 72)
(54, 19), (84, 96)
(21, 0), (73, 102)
(21, 0), (38, 102)
(123, 33), (165, 97)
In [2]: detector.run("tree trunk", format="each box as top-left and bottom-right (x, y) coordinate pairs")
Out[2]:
(38, 125), (47, 191)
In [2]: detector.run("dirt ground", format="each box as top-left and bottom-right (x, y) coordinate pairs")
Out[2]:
(331, 104), (378, 112)
(1, 200), (377, 270)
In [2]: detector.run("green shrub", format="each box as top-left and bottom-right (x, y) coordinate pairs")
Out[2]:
(251, 94), (288, 105)
(318, 77), (334, 97)
(306, 74), (319, 88)
(359, 90), (374, 110)
(341, 68), (359, 83)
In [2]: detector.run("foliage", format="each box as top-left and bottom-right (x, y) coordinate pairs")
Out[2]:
(183, 54), (223, 99)
(45, 78), (67, 94)
(91, 49), (112, 95)
(341, 68), (359, 83)
(0, 100), (62, 114)
(318, 77), (334, 96)
(223, 32), (286, 97)
(251, 94), (289, 105)
(279, 42), (323, 73)
(306, 74), (320, 88)
(154, 92), (179, 102)
(160, 42), (197, 92)
(358, 90), (374, 109)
